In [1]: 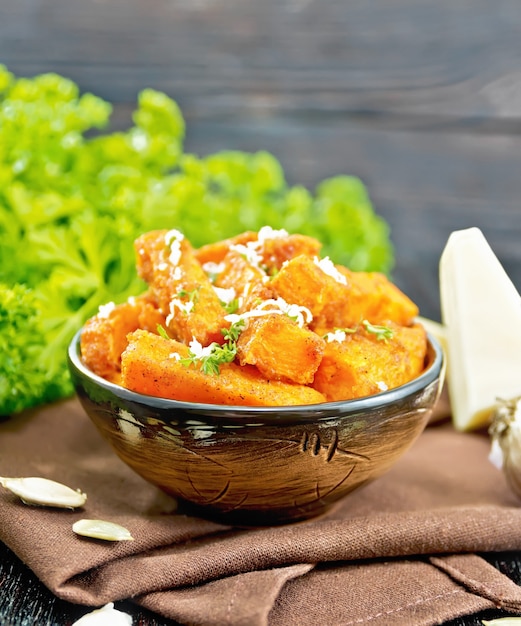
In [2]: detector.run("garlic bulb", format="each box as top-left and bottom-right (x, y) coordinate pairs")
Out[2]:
(489, 396), (521, 498)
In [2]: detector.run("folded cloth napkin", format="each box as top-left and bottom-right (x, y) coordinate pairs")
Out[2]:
(1, 397), (521, 626)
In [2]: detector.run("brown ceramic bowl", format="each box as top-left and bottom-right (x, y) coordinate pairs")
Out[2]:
(68, 330), (444, 526)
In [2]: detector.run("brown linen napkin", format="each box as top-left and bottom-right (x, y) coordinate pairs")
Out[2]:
(1, 398), (521, 626)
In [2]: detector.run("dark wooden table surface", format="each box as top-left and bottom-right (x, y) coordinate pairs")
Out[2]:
(1, 1), (521, 624)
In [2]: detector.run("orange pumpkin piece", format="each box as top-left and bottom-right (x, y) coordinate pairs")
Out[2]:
(121, 330), (327, 406)
(134, 229), (228, 345)
(270, 255), (342, 320)
(80, 294), (166, 382)
(312, 322), (427, 401)
(194, 231), (258, 265)
(271, 254), (419, 330)
(259, 233), (322, 271)
(331, 266), (419, 327)
(236, 314), (326, 384)
(213, 249), (274, 312)
(195, 230), (321, 274)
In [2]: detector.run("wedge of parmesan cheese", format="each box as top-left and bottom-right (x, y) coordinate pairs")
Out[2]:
(440, 227), (521, 431)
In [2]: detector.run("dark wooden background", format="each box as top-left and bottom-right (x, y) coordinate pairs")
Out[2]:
(1, 1), (521, 624)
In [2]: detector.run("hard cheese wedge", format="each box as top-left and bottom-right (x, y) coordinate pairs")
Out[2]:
(440, 227), (521, 431)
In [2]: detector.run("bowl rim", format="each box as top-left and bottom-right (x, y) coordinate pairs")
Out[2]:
(68, 328), (444, 419)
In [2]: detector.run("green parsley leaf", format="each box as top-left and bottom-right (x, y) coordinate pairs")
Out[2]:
(362, 320), (394, 342)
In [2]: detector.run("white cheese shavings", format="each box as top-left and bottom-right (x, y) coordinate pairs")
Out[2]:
(213, 286), (236, 305)
(164, 229), (185, 266)
(97, 302), (116, 319)
(164, 229), (185, 246)
(171, 266), (182, 281)
(324, 330), (347, 343)
(169, 352), (181, 361)
(314, 256), (347, 285)
(230, 242), (263, 268)
(225, 297), (312, 328)
(257, 225), (289, 243)
(203, 261), (226, 277)
(229, 226), (289, 271)
(166, 298), (194, 325)
(376, 381), (389, 392)
(188, 337), (216, 359)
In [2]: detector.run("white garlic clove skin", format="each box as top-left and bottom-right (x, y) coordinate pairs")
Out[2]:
(489, 396), (521, 499)
(72, 519), (134, 542)
(72, 602), (132, 625)
(0, 476), (87, 509)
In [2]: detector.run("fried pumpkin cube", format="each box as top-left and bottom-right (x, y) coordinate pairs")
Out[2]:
(328, 266), (419, 327)
(121, 330), (327, 406)
(270, 255), (343, 320)
(236, 314), (326, 384)
(271, 254), (419, 330)
(195, 229), (322, 275)
(80, 293), (166, 381)
(213, 249), (274, 312)
(259, 232), (322, 271)
(312, 322), (427, 401)
(194, 231), (258, 266)
(134, 229), (228, 345)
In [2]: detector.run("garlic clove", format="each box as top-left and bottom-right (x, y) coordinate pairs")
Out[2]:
(72, 519), (134, 542)
(489, 396), (521, 499)
(0, 476), (87, 508)
(72, 602), (132, 625)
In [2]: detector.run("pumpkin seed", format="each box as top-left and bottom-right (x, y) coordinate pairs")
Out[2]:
(72, 518), (134, 542)
(72, 602), (132, 625)
(0, 476), (87, 509)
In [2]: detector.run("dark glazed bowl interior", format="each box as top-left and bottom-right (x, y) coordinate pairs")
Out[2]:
(68, 329), (444, 525)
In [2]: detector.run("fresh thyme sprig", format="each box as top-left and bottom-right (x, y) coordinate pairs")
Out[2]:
(362, 319), (394, 342)
(323, 321), (394, 343)
(222, 298), (240, 314)
(180, 319), (246, 375)
(176, 287), (200, 304)
(157, 324), (170, 340)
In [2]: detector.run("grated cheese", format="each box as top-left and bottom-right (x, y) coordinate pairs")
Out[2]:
(225, 296), (312, 328)
(313, 256), (347, 285)
(97, 302), (116, 318)
(213, 286), (236, 305)
(324, 330), (347, 343)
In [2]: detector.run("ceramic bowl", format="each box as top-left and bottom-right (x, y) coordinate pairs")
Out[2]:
(68, 330), (444, 526)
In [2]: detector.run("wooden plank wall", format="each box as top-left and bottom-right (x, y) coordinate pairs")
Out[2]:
(1, 0), (521, 321)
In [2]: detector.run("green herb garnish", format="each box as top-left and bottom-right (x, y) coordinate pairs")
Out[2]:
(181, 320), (246, 375)
(157, 324), (170, 340)
(362, 320), (394, 342)
(222, 298), (240, 314)
(176, 288), (200, 304)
